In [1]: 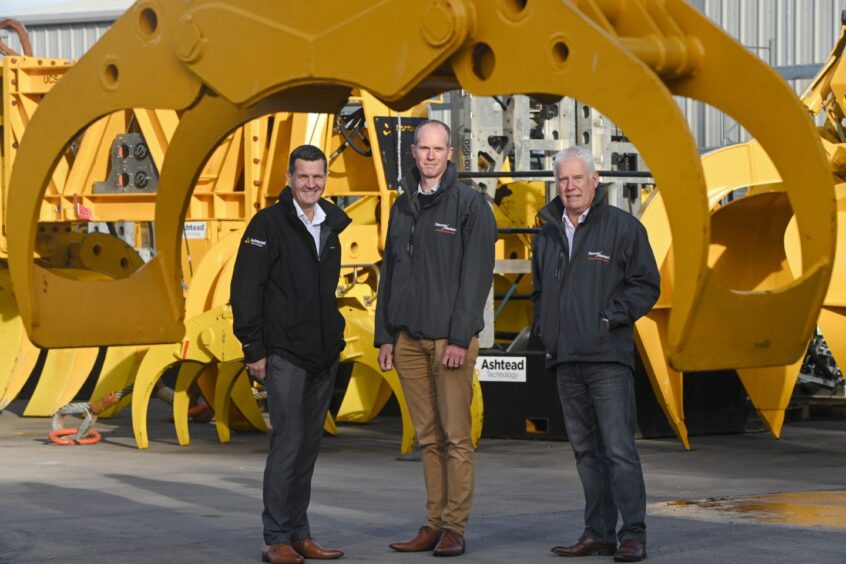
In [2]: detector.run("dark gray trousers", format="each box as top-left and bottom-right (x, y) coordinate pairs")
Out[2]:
(556, 362), (646, 544)
(262, 354), (336, 545)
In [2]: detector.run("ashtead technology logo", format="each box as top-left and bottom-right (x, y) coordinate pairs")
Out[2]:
(475, 356), (527, 382)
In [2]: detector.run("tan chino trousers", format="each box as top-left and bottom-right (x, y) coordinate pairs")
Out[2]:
(393, 331), (479, 535)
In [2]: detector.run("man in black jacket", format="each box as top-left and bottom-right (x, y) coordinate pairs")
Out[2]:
(231, 145), (350, 564)
(532, 146), (659, 563)
(375, 120), (496, 557)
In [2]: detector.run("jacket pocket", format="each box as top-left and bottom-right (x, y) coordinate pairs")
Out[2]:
(597, 315), (610, 345)
(581, 315), (610, 354)
(567, 313), (609, 355)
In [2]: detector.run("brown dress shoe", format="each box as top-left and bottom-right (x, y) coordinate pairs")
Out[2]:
(551, 537), (616, 557)
(291, 537), (344, 560)
(433, 528), (465, 557)
(614, 539), (646, 562)
(261, 543), (305, 564)
(389, 525), (442, 552)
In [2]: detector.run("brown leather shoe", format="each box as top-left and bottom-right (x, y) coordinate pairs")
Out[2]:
(389, 525), (442, 552)
(291, 537), (344, 560)
(433, 528), (465, 557)
(261, 543), (305, 564)
(551, 537), (616, 557)
(614, 539), (646, 562)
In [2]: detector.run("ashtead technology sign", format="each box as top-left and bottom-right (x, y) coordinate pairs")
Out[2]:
(182, 221), (207, 240)
(475, 356), (527, 383)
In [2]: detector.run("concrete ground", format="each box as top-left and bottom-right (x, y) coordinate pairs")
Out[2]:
(1, 400), (845, 564)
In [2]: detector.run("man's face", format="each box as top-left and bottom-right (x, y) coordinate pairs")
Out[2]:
(556, 157), (599, 217)
(411, 123), (453, 183)
(287, 158), (327, 209)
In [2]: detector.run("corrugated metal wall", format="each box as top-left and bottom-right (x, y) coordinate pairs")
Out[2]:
(3, 2), (846, 150)
(1, 21), (110, 61)
(685, 0), (846, 149)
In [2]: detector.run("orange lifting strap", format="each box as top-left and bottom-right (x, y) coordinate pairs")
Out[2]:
(7, 0), (835, 373)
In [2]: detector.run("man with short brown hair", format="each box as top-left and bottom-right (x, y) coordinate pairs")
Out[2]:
(232, 144), (350, 564)
(376, 119), (496, 557)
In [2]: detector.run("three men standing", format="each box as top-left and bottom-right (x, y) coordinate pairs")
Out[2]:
(375, 120), (497, 557)
(231, 129), (657, 563)
(532, 146), (660, 562)
(231, 145), (349, 564)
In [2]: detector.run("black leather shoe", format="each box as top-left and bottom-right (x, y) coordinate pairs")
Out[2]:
(614, 539), (646, 562)
(551, 537), (616, 557)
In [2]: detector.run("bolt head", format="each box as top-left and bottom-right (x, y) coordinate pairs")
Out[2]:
(421, 1), (455, 47)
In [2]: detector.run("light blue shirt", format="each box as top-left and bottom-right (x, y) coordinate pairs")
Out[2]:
(418, 182), (440, 194)
(562, 208), (590, 260)
(292, 198), (326, 254)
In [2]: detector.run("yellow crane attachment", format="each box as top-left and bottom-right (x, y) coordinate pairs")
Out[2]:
(6, 0), (835, 375)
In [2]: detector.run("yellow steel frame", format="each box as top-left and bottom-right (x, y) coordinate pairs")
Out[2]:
(7, 0), (834, 378)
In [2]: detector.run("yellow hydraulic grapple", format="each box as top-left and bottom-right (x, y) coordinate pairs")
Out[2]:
(637, 19), (846, 448)
(2, 1), (840, 450)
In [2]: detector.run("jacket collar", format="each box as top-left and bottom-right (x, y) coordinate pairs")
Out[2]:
(538, 182), (606, 228)
(402, 161), (459, 198)
(277, 186), (352, 233)
(402, 162), (458, 216)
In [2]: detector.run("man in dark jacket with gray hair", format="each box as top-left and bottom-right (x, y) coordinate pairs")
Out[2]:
(532, 145), (660, 562)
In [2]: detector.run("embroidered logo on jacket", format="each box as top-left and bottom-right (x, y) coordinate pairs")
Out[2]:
(434, 222), (457, 235)
(244, 237), (267, 248)
(587, 250), (610, 262)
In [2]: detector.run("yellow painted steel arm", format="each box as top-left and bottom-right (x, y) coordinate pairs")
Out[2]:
(23, 347), (100, 416)
(8, 0), (203, 347)
(7, 0), (466, 348)
(213, 363), (268, 444)
(184, 229), (243, 318)
(451, 1), (708, 368)
(88, 345), (147, 418)
(0, 269), (41, 409)
(661, 0), (835, 369)
(131, 344), (186, 450)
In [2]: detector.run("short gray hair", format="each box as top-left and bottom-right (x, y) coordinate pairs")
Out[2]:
(552, 146), (597, 183)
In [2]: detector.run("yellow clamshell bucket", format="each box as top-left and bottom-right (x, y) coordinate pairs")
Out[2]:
(7, 1), (834, 380)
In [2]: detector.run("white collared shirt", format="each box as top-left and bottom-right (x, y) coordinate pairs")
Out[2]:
(292, 198), (326, 254)
(562, 208), (590, 259)
(418, 182), (440, 194)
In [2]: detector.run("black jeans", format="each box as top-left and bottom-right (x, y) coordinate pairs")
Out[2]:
(556, 362), (646, 544)
(262, 354), (336, 545)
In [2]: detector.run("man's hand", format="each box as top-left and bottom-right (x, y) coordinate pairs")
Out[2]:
(247, 357), (267, 380)
(378, 344), (394, 371)
(441, 344), (468, 369)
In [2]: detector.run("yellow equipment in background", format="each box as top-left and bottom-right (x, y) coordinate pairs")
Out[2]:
(0, 51), (480, 452)
(635, 18), (846, 448)
(0, 54), (277, 428)
(4, 1), (843, 453)
(7, 0), (836, 379)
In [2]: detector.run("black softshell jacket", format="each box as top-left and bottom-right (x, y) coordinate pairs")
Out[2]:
(531, 190), (660, 370)
(230, 187), (351, 371)
(374, 162), (496, 347)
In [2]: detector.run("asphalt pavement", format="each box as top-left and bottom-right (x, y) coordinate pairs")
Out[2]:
(1, 400), (845, 563)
